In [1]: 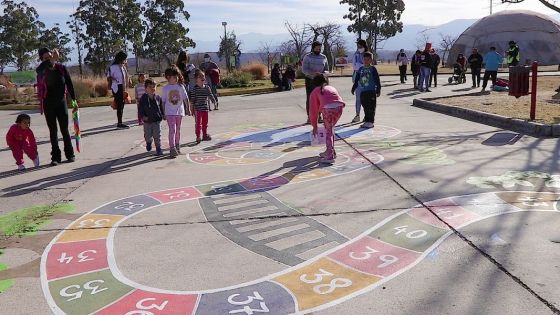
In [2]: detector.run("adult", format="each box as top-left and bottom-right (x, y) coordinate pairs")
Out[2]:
(271, 63), (282, 90)
(107, 51), (129, 129)
(411, 50), (422, 89)
(418, 43), (433, 92)
(506, 40), (520, 66)
(176, 50), (189, 86)
(352, 39), (368, 123)
(36, 47), (76, 166)
(200, 53), (220, 110)
(468, 48), (483, 88)
(282, 65), (296, 91)
(429, 49), (441, 88)
(481, 46), (503, 92)
(396, 49), (409, 84)
(302, 41), (329, 124)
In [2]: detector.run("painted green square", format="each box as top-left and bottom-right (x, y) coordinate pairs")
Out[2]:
(196, 181), (247, 196)
(369, 214), (448, 252)
(49, 269), (133, 314)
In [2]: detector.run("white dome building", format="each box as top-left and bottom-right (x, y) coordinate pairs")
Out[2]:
(448, 10), (560, 66)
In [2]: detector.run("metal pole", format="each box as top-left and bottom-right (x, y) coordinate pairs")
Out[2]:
(222, 22), (228, 73)
(490, 0), (493, 14)
(530, 61), (538, 120)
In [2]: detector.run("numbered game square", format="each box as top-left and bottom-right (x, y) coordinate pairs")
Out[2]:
(148, 187), (203, 203)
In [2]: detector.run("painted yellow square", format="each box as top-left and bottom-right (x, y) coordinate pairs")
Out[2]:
(290, 169), (333, 183)
(273, 257), (380, 311)
(56, 214), (124, 243)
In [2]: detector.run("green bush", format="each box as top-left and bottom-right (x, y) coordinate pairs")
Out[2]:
(220, 71), (254, 88)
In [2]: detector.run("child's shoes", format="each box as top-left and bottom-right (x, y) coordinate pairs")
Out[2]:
(18, 164), (26, 171)
(196, 137), (201, 144)
(175, 145), (182, 154)
(202, 134), (212, 141)
(33, 156), (40, 167)
(155, 147), (163, 156)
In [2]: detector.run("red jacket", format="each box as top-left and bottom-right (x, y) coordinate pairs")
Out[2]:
(6, 124), (36, 148)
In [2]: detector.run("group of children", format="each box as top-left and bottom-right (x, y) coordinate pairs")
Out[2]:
(135, 66), (217, 158)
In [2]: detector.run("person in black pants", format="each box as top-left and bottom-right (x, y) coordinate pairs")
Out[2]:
(36, 47), (76, 166)
(468, 48), (483, 88)
(429, 49), (441, 88)
(107, 51), (129, 129)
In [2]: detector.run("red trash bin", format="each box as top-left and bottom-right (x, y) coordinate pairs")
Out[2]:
(508, 65), (530, 98)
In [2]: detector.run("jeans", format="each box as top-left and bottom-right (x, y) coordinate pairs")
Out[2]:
(44, 99), (74, 161)
(419, 66), (432, 90)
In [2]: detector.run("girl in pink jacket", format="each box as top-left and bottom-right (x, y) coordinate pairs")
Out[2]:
(6, 114), (39, 170)
(309, 74), (345, 164)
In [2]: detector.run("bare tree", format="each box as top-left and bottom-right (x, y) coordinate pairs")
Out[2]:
(257, 41), (279, 73)
(415, 31), (431, 51)
(438, 33), (458, 67)
(284, 21), (312, 61)
(306, 23), (345, 71)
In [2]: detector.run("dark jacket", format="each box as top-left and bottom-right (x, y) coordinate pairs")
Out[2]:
(468, 53), (483, 69)
(283, 67), (296, 81)
(430, 53), (441, 70)
(138, 94), (164, 123)
(419, 51), (432, 67)
(36, 60), (76, 101)
(271, 67), (281, 85)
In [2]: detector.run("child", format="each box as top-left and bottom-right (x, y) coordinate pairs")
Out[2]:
(138, 79), (164, 156)
(309, 74), (345, 164)
(161, 66), (190, 158)
(6, 114), (39, 170)
(351, 52), (381, 129)
(189, 71), (217, 144)
(135, 73), (147, 125)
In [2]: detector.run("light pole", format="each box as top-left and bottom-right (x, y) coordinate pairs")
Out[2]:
(222, 22), (228, 72)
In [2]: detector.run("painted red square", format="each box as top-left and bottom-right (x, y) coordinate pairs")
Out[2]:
(328, 236), (420, 277)
(190, 154), (221, 164)
(95, 290), (198, 315)
(239, 175), (290, 190)
(148, 187), (203, 204)
(409, 199), (481, 229)
(46, 239), (108, 280)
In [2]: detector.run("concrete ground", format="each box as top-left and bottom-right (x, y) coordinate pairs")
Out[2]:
(0, 75), (559, 315)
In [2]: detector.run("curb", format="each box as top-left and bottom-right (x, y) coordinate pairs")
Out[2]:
(412, 98), (560, 138)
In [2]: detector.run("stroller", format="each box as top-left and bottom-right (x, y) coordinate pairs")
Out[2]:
(448, 63), (466, 84)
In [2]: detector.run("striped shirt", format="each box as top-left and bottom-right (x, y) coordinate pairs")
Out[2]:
(302, 52), (329, 78)
(189, 84), (216, 111)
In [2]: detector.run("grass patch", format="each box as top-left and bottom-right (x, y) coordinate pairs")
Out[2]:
(0, 263), (14, 293)
(0, 203), (74, 237)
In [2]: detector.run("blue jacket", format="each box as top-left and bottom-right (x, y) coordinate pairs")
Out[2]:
(483, 51), (503, 71)
(352, 65), (381, 94)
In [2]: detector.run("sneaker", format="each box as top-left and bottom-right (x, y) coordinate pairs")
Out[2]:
(196, 137), (201, 144)
(50, 160), (59, 166)
(156, 147), (163, 156)
(319, 152), (337, 158)
(117, 123), (130, 129)
(175, 145), (182, 154)
(67, 156), (75, 163)
(319, 158), (335, 164)
(169, 148), (178, 159)
(18, 164), (26, 171)
(419, 89), (424, 92)
(351, 115), (360, 123)
(425, 89), (431, 92)
(360, 122), (374, 129)
(203, 134), (212, 141)
(33, 156), (40, 167)
(480, 88), (486, 92)
(146, 142), (153, 152)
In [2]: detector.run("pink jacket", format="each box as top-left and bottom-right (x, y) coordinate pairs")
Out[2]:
(309, 85), (345, 128)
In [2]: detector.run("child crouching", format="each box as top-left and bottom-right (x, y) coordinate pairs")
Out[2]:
(6, 114), (39, 170)
(138, 79), (164, 155)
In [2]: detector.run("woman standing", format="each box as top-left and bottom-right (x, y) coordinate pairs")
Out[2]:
(351, 39), (368, 123)
(107, 51), (129, 129)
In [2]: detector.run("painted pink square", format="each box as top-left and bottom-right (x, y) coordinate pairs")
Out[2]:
(148, 187), (203, 204)
(95, 290), (198, 315)
(190, 154), (221, 163)
(239, 175), (290, 190)
(328, 236), (421, 277)
(408, 200), (481, 229)
(46, 239), (108, 280)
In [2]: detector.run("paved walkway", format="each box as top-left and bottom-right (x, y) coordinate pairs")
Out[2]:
(0, 76), (559, 314)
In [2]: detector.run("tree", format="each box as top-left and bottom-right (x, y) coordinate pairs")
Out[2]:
(0, 28), (13, 74)
(143, 0), (195, 70)
(257, 41), (279, 73)
(438, 33), (457, 67)
(307, 23), (345, 71)
(67, 13), (85, 76)
(341, 0), (405, 56)
(415, 31), (431, 51)
(38, 24), (72, 63)
(74, 0), (121, 75)
(284, 21), (312, 61)
(218, 31), (241, 71)
(503, 0), (560, 13)
(0, 0), (44, 71)
(113, 0), (143, 71)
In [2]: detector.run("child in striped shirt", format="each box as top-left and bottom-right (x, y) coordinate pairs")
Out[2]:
(189, 70), (216, 144)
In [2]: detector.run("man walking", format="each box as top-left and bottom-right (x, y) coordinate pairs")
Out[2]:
(36, 47), (76, 166)
(481, 47), (503, 92)
(429, 48), (440, 88)
(302, 41), (329, 124)
(468, 48), (483, 88)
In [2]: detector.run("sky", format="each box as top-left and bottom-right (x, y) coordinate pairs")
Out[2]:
(20, 0), (557, 39)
